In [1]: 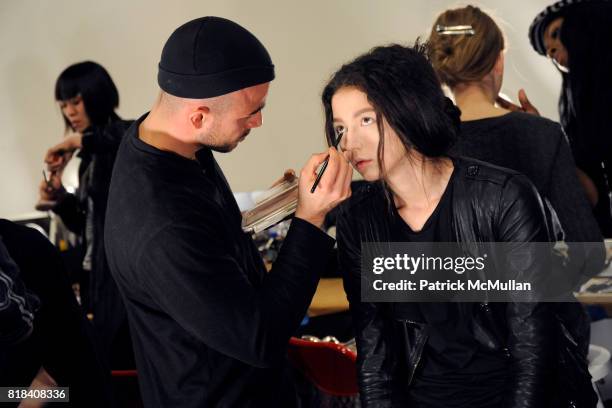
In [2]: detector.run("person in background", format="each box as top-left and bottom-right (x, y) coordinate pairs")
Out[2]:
(528, 0), (612, 236)
(326, 43), (595, 407)
(428, 5), (602, 257)
(37, 61), (134, 372)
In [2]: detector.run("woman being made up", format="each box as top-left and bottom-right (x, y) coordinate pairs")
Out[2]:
(37, 61), (134, 372)
(325, 44), (595, 407)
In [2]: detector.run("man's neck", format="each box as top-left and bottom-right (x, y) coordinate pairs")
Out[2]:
(452, 82), (507, 121)
(139, 111), (199, 160)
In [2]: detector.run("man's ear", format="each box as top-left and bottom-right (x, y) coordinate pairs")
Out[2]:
(189, 105), (211, 130)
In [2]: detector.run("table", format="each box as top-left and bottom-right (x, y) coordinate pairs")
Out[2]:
(308, 278), (349, 317)
(576, 277), (612, 315)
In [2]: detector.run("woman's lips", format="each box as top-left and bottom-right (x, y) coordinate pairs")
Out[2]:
(354, 160), (372, 171)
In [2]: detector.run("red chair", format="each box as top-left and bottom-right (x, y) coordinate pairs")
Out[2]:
(111, 369), (138, 377)
(111, 370), (142, 408)
(287, 337), (358, 396)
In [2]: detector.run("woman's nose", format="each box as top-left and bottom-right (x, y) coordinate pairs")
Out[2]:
(64, 106), (77, 117)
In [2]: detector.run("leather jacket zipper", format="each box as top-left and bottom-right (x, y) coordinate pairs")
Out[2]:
(400, 319), (428, 386)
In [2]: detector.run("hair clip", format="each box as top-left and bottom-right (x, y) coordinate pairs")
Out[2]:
(435, 24), (475, 35)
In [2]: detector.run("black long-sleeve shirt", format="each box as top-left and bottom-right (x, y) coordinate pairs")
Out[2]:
(105, 114), (335, 407)
(452, 112), (604, 282)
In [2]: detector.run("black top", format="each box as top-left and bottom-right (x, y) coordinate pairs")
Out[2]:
(105, 114), (335, 407)
(0, 220), (108, 407)
(389, 171), (507, 407)
(569, 128), (612, 237)
(453, 111), (602, 241)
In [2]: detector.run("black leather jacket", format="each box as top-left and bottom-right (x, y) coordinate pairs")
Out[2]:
(337, 157), (592, 407)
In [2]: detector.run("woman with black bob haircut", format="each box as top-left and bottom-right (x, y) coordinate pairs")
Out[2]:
(38, 61), (135, 374)
(325, 44), (594, 407)
(55, 61), (121, 131)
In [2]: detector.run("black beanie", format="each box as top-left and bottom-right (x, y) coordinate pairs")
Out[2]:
(158, 16), (275, 98)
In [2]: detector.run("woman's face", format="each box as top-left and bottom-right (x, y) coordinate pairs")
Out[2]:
(331, 86), (406, 181)
(543, 17), (569, 71)
(59, 94), (91, 132)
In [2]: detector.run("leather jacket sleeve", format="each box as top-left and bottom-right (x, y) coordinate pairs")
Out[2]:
(337, 207), (395, 408)
(496, 175), (555, 408)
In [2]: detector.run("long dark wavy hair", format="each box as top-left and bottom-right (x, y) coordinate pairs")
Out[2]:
(55, 61), (120, 131)
(321, 43), (460, 192)
(559, 2), (612, 158)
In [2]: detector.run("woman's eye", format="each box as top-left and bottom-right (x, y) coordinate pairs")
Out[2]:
(361, 116), (375, 126)
(334, 125), (345, 136)
(552, 28), (559, 39)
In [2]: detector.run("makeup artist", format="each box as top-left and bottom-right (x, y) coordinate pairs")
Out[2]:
(104, 16), (352, 408)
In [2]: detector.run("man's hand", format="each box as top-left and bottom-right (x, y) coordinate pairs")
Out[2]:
(496, 89), (540, 116)
(295, 147), (352, 228)
(44, 133), (82, 171)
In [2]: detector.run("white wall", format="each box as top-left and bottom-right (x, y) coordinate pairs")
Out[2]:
(0, 0), (561, 218)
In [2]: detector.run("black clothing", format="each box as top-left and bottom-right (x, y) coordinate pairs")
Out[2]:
(53, 118), (134, 369)
(0, 220), (109, 407)
(453, 112), (605, 361)
(0, 236), (38, 345)
(390, 170), (508, 407)
(105, 114), (335, 407)
(569, 127), (612, 237)
(337, 157), (596, 407)
(158, 17), (275, 98)
(454, 112), (602, 245)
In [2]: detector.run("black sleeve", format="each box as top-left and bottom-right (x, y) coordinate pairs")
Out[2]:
(80, 121), (130, 156)
(52, 193), (86, 233)
(0, 236), (39, 345)
(337, 208), (394, 408)
(138, 216), (334, 368)
(497, 175), (556, 408)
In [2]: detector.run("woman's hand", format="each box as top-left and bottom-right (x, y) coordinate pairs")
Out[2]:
(38, 170), (66, 202)
(44, 133), (82, 171)
(496, 89), (540, 116)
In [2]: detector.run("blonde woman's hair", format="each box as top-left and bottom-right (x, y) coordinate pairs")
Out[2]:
(428, 5), (505, 88)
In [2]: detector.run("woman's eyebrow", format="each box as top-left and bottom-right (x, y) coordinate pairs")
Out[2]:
(332, 107), (375, 122)
(353, 107), (375, 118)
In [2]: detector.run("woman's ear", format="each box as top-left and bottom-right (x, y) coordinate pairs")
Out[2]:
(494, 51), (504, 77)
